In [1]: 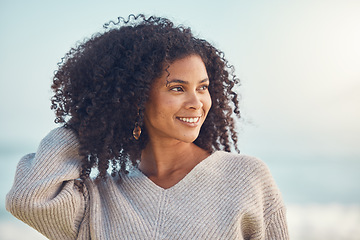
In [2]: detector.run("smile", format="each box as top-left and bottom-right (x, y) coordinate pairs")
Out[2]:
(177, 117), (201, 123)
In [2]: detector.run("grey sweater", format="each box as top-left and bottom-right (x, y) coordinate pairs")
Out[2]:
(6, 127), (289, 239)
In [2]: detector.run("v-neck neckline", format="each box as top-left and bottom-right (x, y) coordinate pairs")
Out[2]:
(125, 151), (221, 192)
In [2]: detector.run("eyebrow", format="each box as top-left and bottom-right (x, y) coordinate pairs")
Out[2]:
(166, 78), (209, 85)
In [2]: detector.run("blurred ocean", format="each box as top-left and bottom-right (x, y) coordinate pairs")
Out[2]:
(1, 149), (360, 240)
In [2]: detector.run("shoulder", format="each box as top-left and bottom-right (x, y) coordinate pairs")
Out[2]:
(211, 151), (284, 210)
(211, 151), (271, 176)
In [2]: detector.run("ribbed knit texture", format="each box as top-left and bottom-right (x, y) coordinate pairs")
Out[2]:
(6, 127), (289, 240)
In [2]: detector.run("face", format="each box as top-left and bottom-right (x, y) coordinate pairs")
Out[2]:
(144, 54), (212, 144)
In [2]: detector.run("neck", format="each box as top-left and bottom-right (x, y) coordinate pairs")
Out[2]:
(139, 139), (209, 179)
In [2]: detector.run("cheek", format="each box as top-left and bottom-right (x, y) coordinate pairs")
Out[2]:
(159, 102), (179, 120)
(204, 94), (212, 112)
(148, 99), (177, 121)
(160, 98), (181, 111)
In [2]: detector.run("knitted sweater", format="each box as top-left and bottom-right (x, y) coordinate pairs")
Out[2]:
(6, 127), (289, 240)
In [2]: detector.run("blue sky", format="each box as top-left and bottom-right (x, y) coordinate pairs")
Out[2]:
(1, 0), (359, 163)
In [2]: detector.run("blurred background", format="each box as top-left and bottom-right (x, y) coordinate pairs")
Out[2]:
(1, 0), (359, 239)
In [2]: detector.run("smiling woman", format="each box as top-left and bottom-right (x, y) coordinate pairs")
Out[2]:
(141, 55), (212, 189)
(144, 55), (211, 144)
(6, 14), (289, 239)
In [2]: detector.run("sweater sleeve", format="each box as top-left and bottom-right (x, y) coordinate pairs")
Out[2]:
(6, 127), (87, 240)
(265, 207), (289, 240)
(243, 155), (290, 240)
(260, 160), (289, 240)
(260, 158), (289, 240)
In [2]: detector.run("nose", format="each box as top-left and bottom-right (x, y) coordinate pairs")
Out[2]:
(185, 91), (203, 110)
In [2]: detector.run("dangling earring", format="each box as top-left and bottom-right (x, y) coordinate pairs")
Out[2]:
(133, 123), (141, 140)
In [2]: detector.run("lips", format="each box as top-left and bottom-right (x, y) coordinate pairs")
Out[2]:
(177, 116), (201, 123)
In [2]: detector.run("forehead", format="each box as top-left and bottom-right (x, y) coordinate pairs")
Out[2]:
(168, 55), (206, 75)
(154, 55), (208, 86)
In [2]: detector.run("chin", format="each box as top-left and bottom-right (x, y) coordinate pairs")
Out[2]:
(176, 134), (200, 144)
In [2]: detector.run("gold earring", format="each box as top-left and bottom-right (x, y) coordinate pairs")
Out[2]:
(133, 124), (141, 140)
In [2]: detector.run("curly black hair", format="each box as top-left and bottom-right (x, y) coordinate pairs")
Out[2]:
(51, 14), (240, 182)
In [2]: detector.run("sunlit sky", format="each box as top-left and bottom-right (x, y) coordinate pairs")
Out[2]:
(1, 0), (359, 163)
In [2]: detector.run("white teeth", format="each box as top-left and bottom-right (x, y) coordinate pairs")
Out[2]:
(179, 117), (199, 123)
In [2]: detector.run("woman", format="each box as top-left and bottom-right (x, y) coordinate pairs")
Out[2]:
(6, 14), (289, 239)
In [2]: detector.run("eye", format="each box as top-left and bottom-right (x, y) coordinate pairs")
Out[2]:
(199, 85), (209, 91)
(170, 86), (184, 92)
